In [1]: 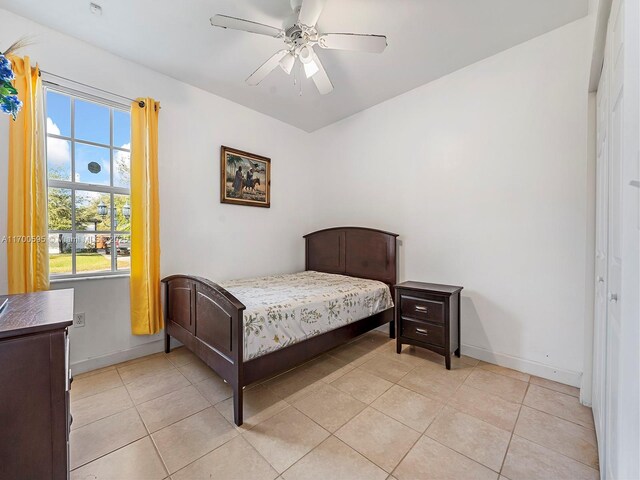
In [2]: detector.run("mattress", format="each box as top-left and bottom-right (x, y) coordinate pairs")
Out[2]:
(219, 270), (393, 361)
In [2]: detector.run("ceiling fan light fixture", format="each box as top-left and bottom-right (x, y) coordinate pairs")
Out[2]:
(279, 53), (295, 74)
(298, 45), (314, 64)
(303, 59), (319, 78)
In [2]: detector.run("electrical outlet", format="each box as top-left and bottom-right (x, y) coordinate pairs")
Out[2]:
(74, 312), (86, 328)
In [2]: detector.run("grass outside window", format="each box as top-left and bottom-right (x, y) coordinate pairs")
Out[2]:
(49, 253), (131, 275)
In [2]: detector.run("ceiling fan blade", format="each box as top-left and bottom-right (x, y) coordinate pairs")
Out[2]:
(310, 51), (333, 95)
(319, 33), (388, 53)
(210, 14), (283, 38)
(298, 0), (326, 27)
(246, 50), (289, 86)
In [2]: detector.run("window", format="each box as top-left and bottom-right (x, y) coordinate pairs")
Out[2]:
(44, 86), (131, 278)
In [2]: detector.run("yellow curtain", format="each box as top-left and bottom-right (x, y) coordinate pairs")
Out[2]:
(7, 56), (49, 294)
(130, 98), (162, 335)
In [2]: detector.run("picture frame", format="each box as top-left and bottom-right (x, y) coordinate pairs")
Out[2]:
(220, 146), (271, 208)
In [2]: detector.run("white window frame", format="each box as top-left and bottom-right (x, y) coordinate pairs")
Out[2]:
(44, 82), (132, 279)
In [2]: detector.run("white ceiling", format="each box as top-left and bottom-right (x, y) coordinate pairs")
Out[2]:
(1, 0), (588, 131)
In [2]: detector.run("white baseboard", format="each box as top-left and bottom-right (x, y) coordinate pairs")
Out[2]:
(71, 338), (182, 375)
(462, 343), (582, 388)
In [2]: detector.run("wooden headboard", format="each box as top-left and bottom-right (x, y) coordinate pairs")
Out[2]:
(304, 227), (398, 286)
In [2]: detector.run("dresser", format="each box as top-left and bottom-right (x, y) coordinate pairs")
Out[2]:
(395, 282), (462, 369)
(0, 289), (74, 480)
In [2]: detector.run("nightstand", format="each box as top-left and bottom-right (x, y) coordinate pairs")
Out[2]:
(395, 281), (463, 370)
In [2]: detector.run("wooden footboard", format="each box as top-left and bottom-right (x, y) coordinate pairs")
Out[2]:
(162, 275), (246, 425)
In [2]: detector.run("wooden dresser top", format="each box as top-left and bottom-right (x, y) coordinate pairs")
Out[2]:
(0, 289), (74, 339)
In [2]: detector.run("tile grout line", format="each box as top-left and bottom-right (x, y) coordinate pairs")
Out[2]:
(238, 403), (329, 475)
(419, 434), (504, 476)
(167, 425), (271, 478)
(507, 431), (600, 472)
(476, 362), (581, 398)
(388, 408), (445, 477)
(70, 368), (146, 472)
(528, 381), (580, 398)
(416, 366), (512, 475)
(497, 381), (529, 475)
(511, 376), (599, 471)
(368, 396), (445, 435)
(277, 434), (382, 479)
(396, 362), (502, 473)
(133, 386), (216, 435)
(395, 364), (472, 404)
(70, 428), (148, 472)
(124, 355), (236, 478)
(277, 361), (423, 475)
(70, 366), (187, 433)
(70, 381), (124, 403)
(70, 367), (135, 430)
(147, 433), (171, 478)
(145, 360), (247, 477)
(518, 402), (596, 430)
(519, 384), (596, 431)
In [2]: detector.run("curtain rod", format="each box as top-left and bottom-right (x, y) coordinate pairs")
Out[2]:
(39, 69), (146, 108)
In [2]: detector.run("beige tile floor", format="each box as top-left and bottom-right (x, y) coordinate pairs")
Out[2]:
(69, 330), (599, 480)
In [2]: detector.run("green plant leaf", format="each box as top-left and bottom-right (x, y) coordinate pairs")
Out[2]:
(0, 80), (17, 96)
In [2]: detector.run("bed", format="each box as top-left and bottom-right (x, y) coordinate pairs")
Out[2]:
(162, 227), (398, 426)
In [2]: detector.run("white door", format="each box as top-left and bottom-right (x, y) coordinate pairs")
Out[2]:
(593, 56), (609, 466)
(593, 0), (640, 477)
(604, 1), (623, 475)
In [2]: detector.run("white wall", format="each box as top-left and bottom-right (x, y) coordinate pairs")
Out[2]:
(308, 18), (594, 385)
(0, 9), (314, 372)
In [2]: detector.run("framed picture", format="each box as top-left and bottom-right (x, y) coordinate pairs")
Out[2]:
(220, 146), (271, 208)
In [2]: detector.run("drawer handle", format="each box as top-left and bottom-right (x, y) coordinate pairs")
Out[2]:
(416, 328), (429, 336)
(415, 306), (428, 313)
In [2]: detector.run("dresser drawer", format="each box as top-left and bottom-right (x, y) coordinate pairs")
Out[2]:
(401, 319), (445, 347)
(400, 295), (444, 324)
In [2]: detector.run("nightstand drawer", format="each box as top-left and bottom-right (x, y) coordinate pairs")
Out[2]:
(401, 319), (445, 347)
(400, 295), (444, 324)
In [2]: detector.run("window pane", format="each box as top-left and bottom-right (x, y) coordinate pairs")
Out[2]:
(48, 187), (72, 230)
(114, 234), (131, 271)
(76, 233), (111, 274)
(113, 150), (130, 189)
(47, 137), (72, 181)
(48, 233), (73, 275)
(75, 190), (111, 231)
(45, 91), (132, 279)
(75, 99), (110, 145)
(113, 194), (131, 231)
(75, 143), (110, 185)
(113, 109), (131, 148)
(46, 91), (71, 137)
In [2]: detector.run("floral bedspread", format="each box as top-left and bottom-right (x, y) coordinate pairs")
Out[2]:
(219, 271), (393, 361)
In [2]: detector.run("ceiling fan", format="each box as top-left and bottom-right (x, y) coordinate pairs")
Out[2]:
(210, 0), (388, 95)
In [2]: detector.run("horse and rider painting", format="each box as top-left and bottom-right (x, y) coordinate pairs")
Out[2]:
(220, 146), (271, 208)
